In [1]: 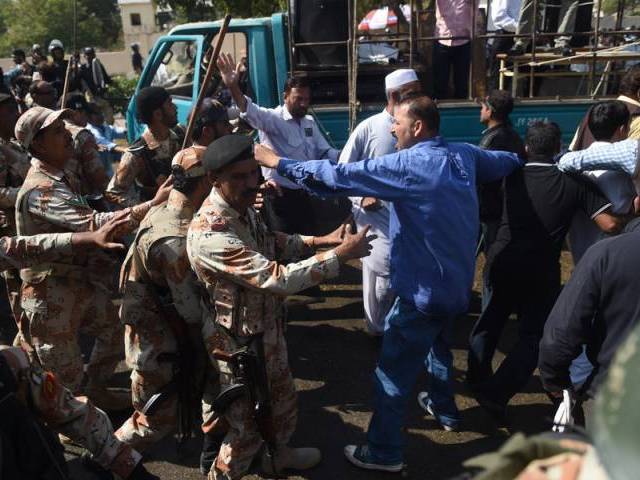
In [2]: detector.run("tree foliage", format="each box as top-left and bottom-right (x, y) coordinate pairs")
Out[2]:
(158, 0), (288, 23)
(0, 0), (122, 56)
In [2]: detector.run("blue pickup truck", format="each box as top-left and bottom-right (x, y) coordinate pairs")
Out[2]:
(128, 13), (593, 146)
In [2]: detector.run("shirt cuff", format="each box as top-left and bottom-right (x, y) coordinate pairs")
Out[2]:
(316, 249), (340, 279)
(276, 158), (298, 177)
(58, 233), (75, 255)
(130, 201), (153, 223)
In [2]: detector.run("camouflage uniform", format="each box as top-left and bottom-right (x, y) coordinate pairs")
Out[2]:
(116, 193), (207, 449)
(64, 121), (109, 196)
(105, 128), (180, 207)
(16, 157), (152, 393)
(0, 138), (32, 326)
(0, 345), (141, 478)
(187, 188), (340, 480)
(0, 138), (31, 209)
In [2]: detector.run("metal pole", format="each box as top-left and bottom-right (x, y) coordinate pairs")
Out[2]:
(409, 0), (415, 69)
(529, 0), (538, 98)
(590, 0), (602, 96)
(73, 0), (77, 53)
(469, 0), (476, 99)
(349, 0), (359, 133)
(287, 5), (295, 77)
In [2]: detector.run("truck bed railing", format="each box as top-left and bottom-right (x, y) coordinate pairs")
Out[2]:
(283, 0), (640, 133)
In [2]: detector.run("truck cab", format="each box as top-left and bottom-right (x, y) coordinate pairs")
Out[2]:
(129, 11), (599, 146)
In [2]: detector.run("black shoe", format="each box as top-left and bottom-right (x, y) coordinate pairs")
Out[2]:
(200, 432), (225, 475)
(472, 389), (507, 424)
(508, 44), (525, 56)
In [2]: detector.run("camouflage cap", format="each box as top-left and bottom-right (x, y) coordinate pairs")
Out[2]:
(171, 146), (206, 178)
(15, 107), (72, 150)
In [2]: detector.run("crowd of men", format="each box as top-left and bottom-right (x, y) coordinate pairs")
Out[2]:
(1, 39), (640, 480)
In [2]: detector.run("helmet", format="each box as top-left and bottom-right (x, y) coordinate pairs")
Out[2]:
(83, 46), (95, 56)
(48, 39), (64, 52)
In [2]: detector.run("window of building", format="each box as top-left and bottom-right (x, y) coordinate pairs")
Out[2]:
(130, 13), (142, 26)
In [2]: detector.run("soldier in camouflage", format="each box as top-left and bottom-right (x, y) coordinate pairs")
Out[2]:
(0, 93), (32, 333)
(63, 94), (110, 197)
(106, 86), (180, 207)
(187, 134), (374, 480)
(13, 106), (172, 410)
(116, 99), (232, 451)
(0, 218), (159, 479)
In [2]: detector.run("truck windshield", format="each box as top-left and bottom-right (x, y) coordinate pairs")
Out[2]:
(151, 40), (197, 98)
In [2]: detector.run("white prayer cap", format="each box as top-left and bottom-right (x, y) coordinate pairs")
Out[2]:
(385, 69), (419, 91)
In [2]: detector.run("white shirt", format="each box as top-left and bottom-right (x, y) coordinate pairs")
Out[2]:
(241, 96), (339, 189)
(569, 141), (636, 264)
(487, 0), (522, 33)
(338, 109), (396, 274)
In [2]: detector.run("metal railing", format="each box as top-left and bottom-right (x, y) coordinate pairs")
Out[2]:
(284, 1), (640, 132)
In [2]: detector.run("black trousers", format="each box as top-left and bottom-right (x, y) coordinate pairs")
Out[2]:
(467, 258), (561, 406)
(433, 41), (471, 100)
(486, 31), (514, 92)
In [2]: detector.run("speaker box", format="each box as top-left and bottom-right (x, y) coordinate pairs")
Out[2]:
(289, 0), (349, 68)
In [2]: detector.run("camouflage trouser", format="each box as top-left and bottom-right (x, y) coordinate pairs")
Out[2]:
(0, 346), (141, 478)
(21, 276), (124, 394)
(203, 319), (297, 480)
(116, 323), (220, 450)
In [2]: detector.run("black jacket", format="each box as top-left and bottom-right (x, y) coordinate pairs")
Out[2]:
(538, 221), (640, 397)
(478, 123), (525, 222)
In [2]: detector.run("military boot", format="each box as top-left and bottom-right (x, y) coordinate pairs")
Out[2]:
(261, 446), (321, 474)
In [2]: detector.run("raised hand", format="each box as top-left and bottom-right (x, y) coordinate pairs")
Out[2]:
(217, 52), (239, 88)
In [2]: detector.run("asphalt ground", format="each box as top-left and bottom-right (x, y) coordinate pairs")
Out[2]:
(36, 253), (573, 479)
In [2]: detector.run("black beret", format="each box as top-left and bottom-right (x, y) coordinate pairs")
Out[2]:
(203, 134), (253, 172)
(136, 86), (170, 121)
(64, 93), (88, 111)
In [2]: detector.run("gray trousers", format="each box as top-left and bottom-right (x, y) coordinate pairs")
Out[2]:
(515, 1), (592, 48)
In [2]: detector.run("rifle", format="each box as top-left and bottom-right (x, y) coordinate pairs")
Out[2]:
(181, 14), (232, 149)
(211, 334), (280, 476)
(125, 238), (200, 446)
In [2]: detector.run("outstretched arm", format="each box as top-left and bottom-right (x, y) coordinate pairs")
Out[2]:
(255, 144), (411, 201)
(558, 139), (639, 176)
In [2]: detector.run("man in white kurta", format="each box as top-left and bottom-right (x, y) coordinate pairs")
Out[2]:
(338, 69), (421, 335)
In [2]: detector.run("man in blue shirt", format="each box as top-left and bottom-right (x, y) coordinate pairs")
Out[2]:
(255, 94), (522, 472)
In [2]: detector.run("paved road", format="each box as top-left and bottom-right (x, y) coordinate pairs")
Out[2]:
(62, 257), (569, 480)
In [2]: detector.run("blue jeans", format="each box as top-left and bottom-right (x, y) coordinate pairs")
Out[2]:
(367, 298), (457, 463)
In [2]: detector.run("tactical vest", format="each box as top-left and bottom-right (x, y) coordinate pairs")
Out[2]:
(128, 136), (174, 201)
(120, 204), (192, 326)
(15, 169), (89, 284)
